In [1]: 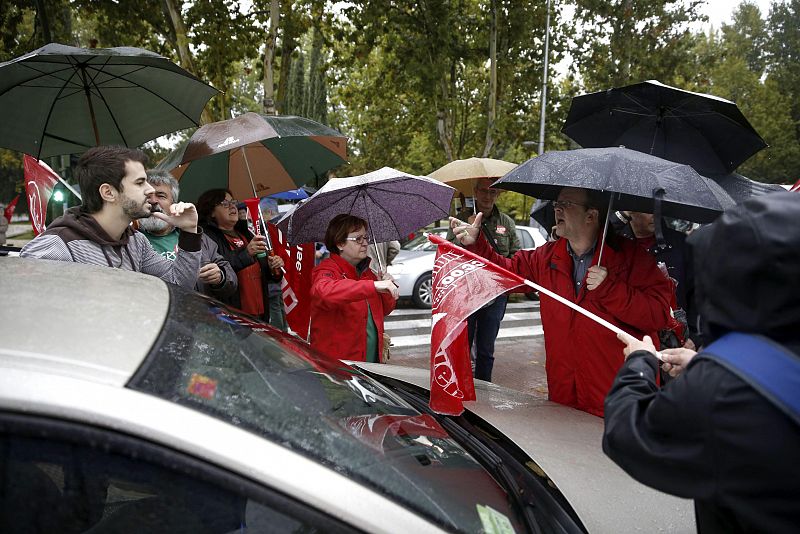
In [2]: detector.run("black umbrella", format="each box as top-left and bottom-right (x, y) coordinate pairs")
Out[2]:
(705, 172), (785, 204)
(494, 147), (735, 224)
(0, 43), (219, 159)
(561, 80), (767, 176)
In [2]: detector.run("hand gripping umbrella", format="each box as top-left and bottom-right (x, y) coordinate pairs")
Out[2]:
(0, 43), (219, 159)
(493, 147), (735, 264)
(276, 167), (455, 272)
(561, 80), (767, 176)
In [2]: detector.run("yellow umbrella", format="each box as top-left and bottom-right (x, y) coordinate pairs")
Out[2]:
(428, 157), (517, 196)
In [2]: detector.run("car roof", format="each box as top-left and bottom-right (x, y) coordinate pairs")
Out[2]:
(0, 257), (165, 386)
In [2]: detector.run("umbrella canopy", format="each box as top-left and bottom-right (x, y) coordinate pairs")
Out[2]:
(428, 157), (517, 196)
(705, 172), (785, 204)
(276, 167), (455, 246)
(493, 147), (735, 223)
(0, 43), (218, 159)
(561, 80), (767, 176)
(156, 112), (348, 203)
(268, 188), (309, 201)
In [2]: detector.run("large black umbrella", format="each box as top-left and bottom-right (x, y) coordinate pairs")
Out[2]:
(494, 147), (735, 224)
(0, 43), (219, 159)
(561, 80), (767, 176)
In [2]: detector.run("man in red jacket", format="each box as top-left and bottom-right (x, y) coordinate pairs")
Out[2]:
(451, 187), (672, 416)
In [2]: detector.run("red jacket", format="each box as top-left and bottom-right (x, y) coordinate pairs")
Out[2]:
(310, 254), (396, 362)
(469, 234), (672, 417)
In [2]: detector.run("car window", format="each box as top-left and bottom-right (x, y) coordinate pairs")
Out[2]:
(401, 228), (447, 251)
(0, 414), (353, 534)
(128, 290), (527, 533)
(516, 228), (533, 249)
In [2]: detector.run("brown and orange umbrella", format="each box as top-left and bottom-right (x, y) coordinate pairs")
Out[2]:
(156, 112), (348, 203)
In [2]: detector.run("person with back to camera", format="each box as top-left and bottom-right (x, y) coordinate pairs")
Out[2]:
(604, 191), (800, 533)
(310, 214), (399, 362)
(196, 188), (283, 323)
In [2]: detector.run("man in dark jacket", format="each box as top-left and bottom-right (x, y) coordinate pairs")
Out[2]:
(604, 191), (800, 533)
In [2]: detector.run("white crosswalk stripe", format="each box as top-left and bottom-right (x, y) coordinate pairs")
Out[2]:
(386, 300), (543, 349)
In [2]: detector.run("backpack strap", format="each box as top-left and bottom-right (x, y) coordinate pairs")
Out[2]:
(698, 332), (800, 426)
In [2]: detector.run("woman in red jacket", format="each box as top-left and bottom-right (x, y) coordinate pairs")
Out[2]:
(310, 214), (399, 362)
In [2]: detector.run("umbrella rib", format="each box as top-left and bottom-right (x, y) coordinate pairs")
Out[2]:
(0, 62), (86, 99)
(83, 62), (210, 125)
(32, 59), (85, 159)
(361, 187), (404, 239)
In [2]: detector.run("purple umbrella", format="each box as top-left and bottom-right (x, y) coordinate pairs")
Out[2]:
(276, 167), (455, 270)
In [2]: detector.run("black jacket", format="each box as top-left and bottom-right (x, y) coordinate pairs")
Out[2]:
(202, 220), (281, 318)
(603, 192), (800, 533)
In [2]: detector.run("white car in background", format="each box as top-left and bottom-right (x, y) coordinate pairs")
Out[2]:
(389, 225), (547, 308)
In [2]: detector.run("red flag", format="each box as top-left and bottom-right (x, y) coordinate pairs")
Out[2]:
(790, 178), (800, 193)
(3, 194), (19, 223)
(268, 223), (314, 341)
(341, 414), (448, 453)
(23, 155), (61, 236)
(428, 233), (526, 415)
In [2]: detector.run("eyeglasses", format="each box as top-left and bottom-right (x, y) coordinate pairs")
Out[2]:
(345, 235), (369, 244)
(218, 199), (239, 209)
(553, 200), (587, 211)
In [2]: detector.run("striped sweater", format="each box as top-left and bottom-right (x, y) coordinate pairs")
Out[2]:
(20, 208), (201, 289)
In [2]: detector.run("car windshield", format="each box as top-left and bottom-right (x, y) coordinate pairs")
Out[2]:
(128, 287), (525, 533)
(402, 228), (447, 251)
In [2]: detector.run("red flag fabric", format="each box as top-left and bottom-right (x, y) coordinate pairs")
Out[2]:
(23, 155), (60, 236)
(790, 178), (800, 193)
(341, 414), (448, 453)
(268, 223), (314, 341)
(428, 233), (526, 415)
(4, 194), (19, 223)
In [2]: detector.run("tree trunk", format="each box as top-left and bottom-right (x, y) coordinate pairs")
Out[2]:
(262, 0), (280, 115)
(162, 0), (213, 124)
(35, 0), (52, 44)
(482, 0), (498, 157)
(437, 73), (455, 162)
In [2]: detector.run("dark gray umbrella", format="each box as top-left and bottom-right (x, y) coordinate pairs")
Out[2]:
(494, 147), (735, 223)
(561, 80), (767, 176)
(705, 172), (785, 204)
(0, 43), (218, 158)
(276, 167), (455, 268)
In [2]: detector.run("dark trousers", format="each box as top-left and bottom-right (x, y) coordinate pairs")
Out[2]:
(467, 294), (508, 382)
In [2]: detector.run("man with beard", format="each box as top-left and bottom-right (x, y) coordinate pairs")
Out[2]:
(21, 146), (201, 289)
(139, 170), (237, 299)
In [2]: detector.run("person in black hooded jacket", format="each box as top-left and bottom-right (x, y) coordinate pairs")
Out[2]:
(603, 191), (800, 534)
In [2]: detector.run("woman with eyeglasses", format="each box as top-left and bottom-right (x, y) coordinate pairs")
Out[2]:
(196, 188), (283, 322)
(310, 214), (399, 362)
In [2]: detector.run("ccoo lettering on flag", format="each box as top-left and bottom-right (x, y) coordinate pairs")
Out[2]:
(428, 234), (526, 415)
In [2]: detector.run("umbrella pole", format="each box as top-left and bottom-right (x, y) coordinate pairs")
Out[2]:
(241, 146), (273, 250)
(369, 224), (384, 274)
(596, 195), (614, 267)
